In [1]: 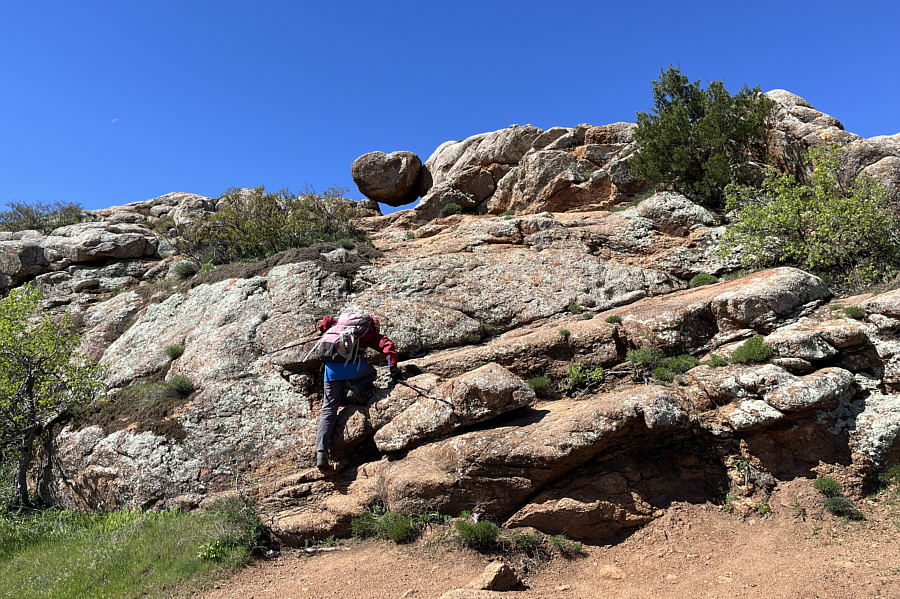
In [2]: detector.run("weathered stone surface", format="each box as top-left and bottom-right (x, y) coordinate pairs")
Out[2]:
(468, 561), (521, 591)
(374, 363), (534, 452)
(351, 151), (423, 206)
(615, 268), (830, 352)
(635, 192), (715, 236)
(380, 387), (689, 519)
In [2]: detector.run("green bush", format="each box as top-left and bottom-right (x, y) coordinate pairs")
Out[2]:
(842, 306), (866, 320)
(823, 496), (865, 520)
(582, 312), (593, 320)
(548, 534), (584, 557)
(528, 375), (552, 393)
(723, 144), (900, 286)
(168, 375), (195, 395)
(652, 367), (673, 383)
(605, 315), (622, 324)
(165, 345), (185, 360)
(729, 336), (772, 364)
(454, 519), (499, 549)
(467, 332), (483, 344)
(350, 505), (429, 544)
(689, 273), (719, 288)
(440, 202), (462, 217)
(508, 530), (543, 552)
(706, 353), (729, 367)
(630, 66), (773, 207)
(567, 303), (583, 314)
(179, 186), (362, 265)
(813, 476), (842, 498)
(558, 328), (570, 340)
(626, 348), (664, 370)
(558, 362), (604, 396)
(755, 499), (772, 518)
(0, 200), (92, 232)
(664, 354), (700, 374)
(173, 261), (198, 279)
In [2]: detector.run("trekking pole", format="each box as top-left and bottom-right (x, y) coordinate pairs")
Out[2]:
(260, 333), (319, 356)
(395, 379), (455, 407)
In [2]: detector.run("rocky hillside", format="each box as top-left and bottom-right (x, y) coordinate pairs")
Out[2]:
(5, 90), (899, 545)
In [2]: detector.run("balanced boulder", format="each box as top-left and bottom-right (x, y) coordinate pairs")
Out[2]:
(351, 151), (423, 206)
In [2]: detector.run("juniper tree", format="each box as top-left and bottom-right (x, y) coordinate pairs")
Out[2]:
(631, 66), (774, 207)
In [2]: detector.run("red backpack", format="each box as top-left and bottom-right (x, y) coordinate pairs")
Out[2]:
(313, 313), (376, 364)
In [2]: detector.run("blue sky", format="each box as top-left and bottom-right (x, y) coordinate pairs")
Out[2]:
(1, 1), (898, 211)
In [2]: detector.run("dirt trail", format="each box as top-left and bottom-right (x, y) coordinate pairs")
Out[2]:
(196, 482), (900, 599)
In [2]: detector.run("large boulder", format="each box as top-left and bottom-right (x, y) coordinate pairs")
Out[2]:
(351, 151), (423, 206)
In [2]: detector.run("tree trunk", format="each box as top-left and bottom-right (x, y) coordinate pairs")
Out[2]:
(13, 431), (36, 512)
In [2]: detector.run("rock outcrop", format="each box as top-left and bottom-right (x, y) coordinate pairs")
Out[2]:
(15, 91), (898, 548)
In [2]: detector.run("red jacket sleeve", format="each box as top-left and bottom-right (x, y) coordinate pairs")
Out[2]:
(317, 316), (337, 333)
(368, 333), (399, 366)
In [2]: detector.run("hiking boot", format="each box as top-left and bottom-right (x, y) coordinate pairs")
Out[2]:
(316, 450), (330, 471)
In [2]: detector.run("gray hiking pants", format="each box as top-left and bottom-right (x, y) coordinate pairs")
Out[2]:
(315, 363), (377, 452)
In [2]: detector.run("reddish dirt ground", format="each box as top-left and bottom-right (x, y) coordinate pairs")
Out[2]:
(196, 481), (900, 599)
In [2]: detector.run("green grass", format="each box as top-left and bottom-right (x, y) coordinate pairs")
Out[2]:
(558, 328), (570, 340)
(0, 498), (260, 599)
(558, 362), (604, 396)
(823, 496), (865, 520)
(842, 305), (866, 319)
(528, 375), (552, 393)
(350, 506), (446, 545)
(440, 202), (462, 217)
(664, 354), (699, 374)
(729, 336), (772, 364)
(626, 348), (664, 369)
(566, 303), (583, 314)
(508, 530), (542, 552)
(454, 519), (499, 549)
(755, 499), (772, 518)
(689, 273), (719, 287)
(168, 375), (195, 395)
(604, 315), (622, 324)
(164, 344), (184, 360)
(547, 534), (584, 557)
(705, 353), (729, 367)
(814, 476), (842, 498)
(173, 261), (198, 279)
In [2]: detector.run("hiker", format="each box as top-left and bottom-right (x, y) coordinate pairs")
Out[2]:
(313, 313), (400, 470)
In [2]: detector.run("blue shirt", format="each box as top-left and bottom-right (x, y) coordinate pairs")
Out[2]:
(324, 360), (368, 382)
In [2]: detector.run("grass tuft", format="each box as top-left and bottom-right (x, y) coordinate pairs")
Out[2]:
(605, 315), (622, 324)
(729, 336), (772, 364)
(164, 345), (184, 360)
(689, 273), (719, 287)
(454, 519), (499, 549)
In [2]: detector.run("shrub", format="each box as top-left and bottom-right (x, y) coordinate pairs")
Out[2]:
(566, 303), (583, 314)
(689, 273), (719, 288)
(508, 530), (543, 552)
(548, 534), (584, 557)
(755, 499), (772, 518)
(664, 354), (700, 374)
(179, 186), (362, 265)
(455, 519), (499, 549)
(165, 345), (185, 360)
(823, 496), (865, 520)
(842, 306), (866, 320)
(729, 336), (772, 364)
(813, 476), (842, 498)
(582, 312), (593, 320)
(652, 367), (673, 383)
(0, 200), (92, 232)
(630, 65), (773, 207)
(528, 375), (552, 393)
(173, 261), (198, 279)
(558, 362), (604, 396)
(626, 348), (664, 370)
(723, 144), (900, 286)
(440, 202), (462, 217)
(706, 353), (729, 367)
(168, 375), (195, 395)
(467, 332), (482, 344)
(605, 315), (622, 324)
(351, 505), (435, 544)
(558, 328), (570, 340)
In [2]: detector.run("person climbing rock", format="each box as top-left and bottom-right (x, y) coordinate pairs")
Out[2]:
(312, 313), (400, 471)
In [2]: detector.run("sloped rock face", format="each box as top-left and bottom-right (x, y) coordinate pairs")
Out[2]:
(39, 96), (900, 546)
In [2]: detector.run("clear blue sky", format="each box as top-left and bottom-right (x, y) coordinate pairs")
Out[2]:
(1, 1), (898, 211)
